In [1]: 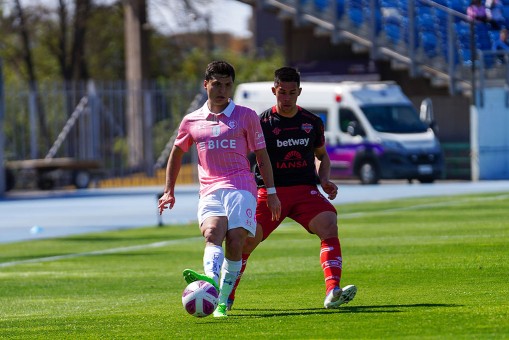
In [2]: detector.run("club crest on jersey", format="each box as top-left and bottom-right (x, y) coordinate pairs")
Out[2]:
(301, 123), (313, 133)
(227, 120), (237, 129)
(212, 126), (221, 137)
(272, 127), (281, 135)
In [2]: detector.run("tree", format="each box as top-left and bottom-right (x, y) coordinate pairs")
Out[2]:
(11, 0), (51, 154)
(46, 0), (91, 82)
(124, 0), (150, 171)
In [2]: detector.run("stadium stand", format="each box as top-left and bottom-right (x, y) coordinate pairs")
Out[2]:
(266, 0), (508, 95)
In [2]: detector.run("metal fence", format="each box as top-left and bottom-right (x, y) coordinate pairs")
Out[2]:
(4, 80), (203, 188)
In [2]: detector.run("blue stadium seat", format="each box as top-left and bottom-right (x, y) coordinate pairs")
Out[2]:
(313, 0), (328, 11)
(458, 48), (472, 65)
(488, 30), (500, 45)
(385, 23), (402, 44)
(349, 7), (364, 26)
(364, 6), (383, 33)
(421, 31), (439, 58)
(337, 0), (345, 18)
(503, 6), (509, 28)
(447, 0), (467, 13)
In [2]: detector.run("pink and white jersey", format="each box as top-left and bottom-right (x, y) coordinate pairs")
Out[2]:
(175, 100), (266, 197)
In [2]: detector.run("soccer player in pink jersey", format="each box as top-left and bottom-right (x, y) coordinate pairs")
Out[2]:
(227, 67), (357, 310)
(158, 61), (281, 318)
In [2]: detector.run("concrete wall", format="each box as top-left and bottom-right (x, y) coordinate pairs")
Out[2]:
(471, 88), (509, 180)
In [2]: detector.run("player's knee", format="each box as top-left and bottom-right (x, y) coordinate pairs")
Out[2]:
(312, 221), (338, 239)
(243, 234), (261, 253)
(202, 226), (225, 246)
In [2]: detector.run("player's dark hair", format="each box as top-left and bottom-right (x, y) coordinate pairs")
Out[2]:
(205, 61), (235, 82)
(274, 67), (300, 87)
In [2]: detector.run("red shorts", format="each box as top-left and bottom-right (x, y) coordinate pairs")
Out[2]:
(256, 185), (337, 241)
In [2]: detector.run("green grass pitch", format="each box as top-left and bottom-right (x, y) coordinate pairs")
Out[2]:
(1, 192), (508, 339)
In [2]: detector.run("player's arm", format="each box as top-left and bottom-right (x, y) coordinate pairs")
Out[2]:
(158, 145), (185, 214)
(315, 145), (338, 200)
(254, 148), (281, 221)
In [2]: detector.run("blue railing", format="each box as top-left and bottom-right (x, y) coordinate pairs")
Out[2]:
(262, 0), (509, 96)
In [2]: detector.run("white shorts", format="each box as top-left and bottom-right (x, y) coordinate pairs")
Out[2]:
(197, 189), (257, 237)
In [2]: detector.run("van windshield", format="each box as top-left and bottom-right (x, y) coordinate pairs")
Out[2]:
(361, 105), (428, 133)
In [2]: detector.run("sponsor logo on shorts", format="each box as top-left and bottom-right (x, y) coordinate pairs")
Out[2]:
(246, 208), (253, 218)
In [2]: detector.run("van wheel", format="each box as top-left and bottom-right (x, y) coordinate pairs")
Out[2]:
(418, 176), (435, 184)
(359, 161), (379, 185)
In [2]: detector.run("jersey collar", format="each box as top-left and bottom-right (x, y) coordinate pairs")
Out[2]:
(202, 100), (235, 118)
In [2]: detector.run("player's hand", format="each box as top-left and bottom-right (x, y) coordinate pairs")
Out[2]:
(158, 192), (175, 215)
(267, 194), (281, 221)
(321, 180), (338, 200)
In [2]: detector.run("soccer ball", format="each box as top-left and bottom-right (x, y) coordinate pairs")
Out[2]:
(181, 280), (219, 317)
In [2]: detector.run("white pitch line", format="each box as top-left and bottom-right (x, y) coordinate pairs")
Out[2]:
(0, 237), (202, 268)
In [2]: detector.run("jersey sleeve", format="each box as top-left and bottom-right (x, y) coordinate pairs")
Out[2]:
(246, 109), (266, 152)
(174, 116), (194, 152)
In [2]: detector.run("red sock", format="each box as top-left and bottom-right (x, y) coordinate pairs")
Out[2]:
(228, 253), (251, 301)
(320, 237), (342, 294)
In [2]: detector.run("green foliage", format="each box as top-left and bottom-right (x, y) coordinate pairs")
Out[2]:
(86, 3), (126, 80)
(112, 136), (128, 155)
(0, 1), (283, 86)
(0, 193), (508, 338)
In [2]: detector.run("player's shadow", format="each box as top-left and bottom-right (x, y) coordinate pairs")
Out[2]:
(235, 303), (461, 317)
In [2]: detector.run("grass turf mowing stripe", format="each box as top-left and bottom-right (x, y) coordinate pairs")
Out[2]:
(339, 193), (509, 219)
(0, 237), (202, 268)
(1, 194), (506, 269)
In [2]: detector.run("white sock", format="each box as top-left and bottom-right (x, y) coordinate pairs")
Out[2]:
(218, 259), (242, 305)
(203, 245), (224, 287)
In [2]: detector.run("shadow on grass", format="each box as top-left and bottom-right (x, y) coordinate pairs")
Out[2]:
(232, 303), (462, 317)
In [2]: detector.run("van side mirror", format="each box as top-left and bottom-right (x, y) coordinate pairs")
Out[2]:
(347, 121), (365, 136)
(419, 97), (439, 134)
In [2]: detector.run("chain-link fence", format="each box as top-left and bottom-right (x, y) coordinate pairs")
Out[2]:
(4, 80), (203, 190)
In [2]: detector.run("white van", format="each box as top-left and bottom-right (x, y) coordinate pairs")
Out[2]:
(234, 81), (443, 184)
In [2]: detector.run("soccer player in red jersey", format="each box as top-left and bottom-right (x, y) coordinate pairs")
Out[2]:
(228, 66), (357, 309)
(159, 61), (281, 317)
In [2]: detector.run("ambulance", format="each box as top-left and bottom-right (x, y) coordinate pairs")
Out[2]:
(234, 81), (443, 184)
